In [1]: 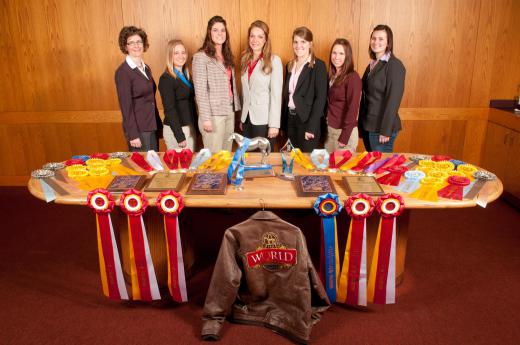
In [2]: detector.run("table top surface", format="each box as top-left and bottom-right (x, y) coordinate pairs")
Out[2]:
(27, 152), (503, 209)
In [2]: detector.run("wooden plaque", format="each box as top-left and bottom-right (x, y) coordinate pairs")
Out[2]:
(294, 175), (336, 197)
(144, 172), (185, 192)
(187, 173), (227, 195)
(342, 175), (385, 196)
(107, 175), (148, 192)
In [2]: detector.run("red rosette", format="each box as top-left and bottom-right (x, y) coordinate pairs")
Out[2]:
(65, 158), (86, 166)
(432, 155), (452, 162)
(87, 188), (115, 214)
(119, 189), (148, 216)
(376, 193), (405, 218)
(90, 152), (110, 160)
(156, 190), (184, 217)
(447, 175), (470, 186)
(345, 193), (375, 219)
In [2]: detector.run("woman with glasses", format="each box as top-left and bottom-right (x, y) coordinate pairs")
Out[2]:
(158, 40), (197, 151)
(115, 26), (161, 151)
(192, 16), (241, 153)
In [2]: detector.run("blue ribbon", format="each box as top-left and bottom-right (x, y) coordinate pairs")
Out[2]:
(189, 149), (212, 170)
(313, 193), (342, 303)
(174, 68), (193, 89)
(450, 159), (466, 168)
(395, 170), (425, 193)
(463, 179), (477, 196)
(227, 138), (250, 186)
(40, 179), (56, 203)
(72, 155), (90, 162)
(310, 149), (330, 170)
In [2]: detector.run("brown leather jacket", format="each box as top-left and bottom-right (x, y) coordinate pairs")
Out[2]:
(201, 211), (330, 344)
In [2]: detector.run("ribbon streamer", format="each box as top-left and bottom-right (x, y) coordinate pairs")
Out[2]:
(156, 191), (188, 302)
(163, 150), (180, 170)
(87, 189), (128, 300)
(131, 152), (153, 172)
(376, 166), (408, 186)
(368, 193), (404, 304)
(179, 149), (193, 169)
(198, 150), (232, 170)
(328, 150), (352, 170)
(337, 194), (375, 306)
(394, 170), (426, 193)
(438, 176), (471, 200)
(409, 176), (444, 202)
(227, 138), (251, 186)
(351, 151), (382, 172)
(291, 148), (314, 170)
(146, 150), (164, 171)
(189, 149), (212, 170)
(119, 189), (160, 301)
(314, 193), (343, 303)
(375, 154), (406, 174)
(364, 156), (391, 174)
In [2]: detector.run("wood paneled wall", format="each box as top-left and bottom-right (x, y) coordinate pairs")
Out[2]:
(0, 0), (519, 184)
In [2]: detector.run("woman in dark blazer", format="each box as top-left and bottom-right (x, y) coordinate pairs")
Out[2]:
(158, 39), (197, 151)
(282, 26), (328, 152)
(115, 26), (161, 151)
(359, 24), (405, 153)
(325, 38), (362, 153)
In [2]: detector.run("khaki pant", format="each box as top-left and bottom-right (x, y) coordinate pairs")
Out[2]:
(324, 126), (358, 153)
(199, 112), (235, 153)
(163, 124), (196, 151)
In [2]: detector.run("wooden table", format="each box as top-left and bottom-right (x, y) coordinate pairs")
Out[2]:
(28, 152), (503, 286)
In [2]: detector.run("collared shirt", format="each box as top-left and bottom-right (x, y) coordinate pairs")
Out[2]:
(288, 55), (311, 109)
(369, 51), (391, 73)
(126, 55), (149, 79)
(247, 53), (263, 81)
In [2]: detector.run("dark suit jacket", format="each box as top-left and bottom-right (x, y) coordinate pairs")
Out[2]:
(359, 55), (405, 137)
(282, 59), (328, 135)
(115, 61), (161, 141)
(158, 71), (197, 142)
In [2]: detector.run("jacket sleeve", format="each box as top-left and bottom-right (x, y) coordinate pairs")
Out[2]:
(380, 59), (405, 137)
(158, 74), (186, 142)
(339, 73), (362, 144)
(201, 229), (242, 340)
(192, 53), (212, 122)
(115, 68), (140, 141)
(281, 63), (290, 132)
(232, 68), (242, 112)
(268, 56), (283, 128)
(306, 60), (328, 135)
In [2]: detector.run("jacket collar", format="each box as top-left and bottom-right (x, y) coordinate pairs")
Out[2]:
(125, 55), (150, 80)
(250, 210), (279, 220)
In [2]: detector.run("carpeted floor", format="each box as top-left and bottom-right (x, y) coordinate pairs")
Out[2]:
(1, 187), (519, 344)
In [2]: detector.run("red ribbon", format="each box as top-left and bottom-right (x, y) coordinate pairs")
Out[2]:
(328, 150), (352, 169)
(130, 152), (153, 172)
(156, 190), (188, 302)
(163, 150), (180, 170)
(375, 154), (406, 174)
(65, 158), (85, 166)
(376, 166), (408, 186)
(91, 152), (110, 160)
(352, 151), (382, 172)
(437, 176), (470, 200)
(432, 155), (452, 162)
(87, 189), (128, 300)
(179, 149), (193, 169)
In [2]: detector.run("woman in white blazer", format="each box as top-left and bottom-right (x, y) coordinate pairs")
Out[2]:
(240, 20), (283, 144)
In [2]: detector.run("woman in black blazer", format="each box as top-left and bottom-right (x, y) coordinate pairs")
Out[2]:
(158, 39), (197, 151)
(359, 24), (405, 153)
(282, 27), (328, 152)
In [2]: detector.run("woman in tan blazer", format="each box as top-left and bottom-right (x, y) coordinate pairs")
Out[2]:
(239, 20), (283, 145)
(192, 16), (241, 153)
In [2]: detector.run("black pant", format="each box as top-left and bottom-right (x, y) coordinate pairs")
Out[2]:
(242, 115), (276, 149)
(287, 111), (320, 152)
(128, 131), (158, 152)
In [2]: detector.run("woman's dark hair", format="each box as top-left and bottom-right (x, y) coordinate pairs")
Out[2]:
(288, 26), (316, 70)
(328, 38), (355, 86)
(200, 15), (234, 67)
(118, 26), (149, 54)
(369, 24), (393, 60)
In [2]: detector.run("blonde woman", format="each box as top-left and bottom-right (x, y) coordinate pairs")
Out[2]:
(158, 40), (197, 151)
(282, 27), (327, 152)
(192, 16), (241, 153)
(240, 20), (283, 144)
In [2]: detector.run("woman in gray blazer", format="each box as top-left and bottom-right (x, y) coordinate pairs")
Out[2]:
(239, 20), (283, 146)
(359, 24), (405, 153)
(192, 16), (241, 153)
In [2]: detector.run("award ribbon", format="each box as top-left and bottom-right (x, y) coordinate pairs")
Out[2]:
(432, 154), (452, 162)
(72, 155), (90, 162)
(31, 169), (69, 200)
(394, 170), (426, 193)
(156, 191), (188, 302)
(106, 158), (140, 176)
(310, 149), (330, 170)
(65, 158), (86, 166)
(87, 189), (128, 300)
(42, 162), (67, 183)
(351, 151), (382, 172)
(449, 159), (466, 169)
(457, 164), (478, 179)
(328, 150), (352, 170)
(110, 151), (134, 170)
(434, 161), (455, 172)
(406, 155), (430, 169)
(164, 150), (180, 170)
(179, 149), (193, 170)
(437, 176), (471, 200)
(409, 176), (444, 202)
(464, 171), (497, 199)
(341, 152), (368, 171)
(119, 189), (160, 301)
(189, 149), (212, 170)
(364, 156), (391, 174)
(314, 193), (343, 303)
(227, 138), (251, 186)
(198, 150), (232, 170)
(375, 154), (406, 174)
(376, 166), (408, 186)
(368, 193), (404, 304)
(291, 148), (314, 170)
(91, 152), (110, 160)
(337, 194), (375, 306)
(146, 150), (164, 171)
(131, 152), (153, 172)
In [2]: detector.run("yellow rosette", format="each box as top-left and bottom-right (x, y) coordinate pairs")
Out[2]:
(199, 150), (232, 171)
(457, 164), (478, 179)
(409, 176), (444, 202)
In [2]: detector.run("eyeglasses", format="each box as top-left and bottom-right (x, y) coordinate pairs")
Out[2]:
(127, 40), (143, 46)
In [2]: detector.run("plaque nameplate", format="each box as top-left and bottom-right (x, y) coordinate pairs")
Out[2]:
(145, 172), (185, 192)
(187, 173), (227, 195)
(294, 175), (336, 197)
(107, 175), (148, 192)
(342, 175), (385, 196)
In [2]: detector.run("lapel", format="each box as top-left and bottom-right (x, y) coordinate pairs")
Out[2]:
(367, 60), (386, 80)
(130, 64), (150, 82)
(295, 63), (310, 93)
(248, 58), (263, 88)
(210, 57), (227, 73)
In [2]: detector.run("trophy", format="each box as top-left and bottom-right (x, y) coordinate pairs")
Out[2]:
(279, 139), (296, 180)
